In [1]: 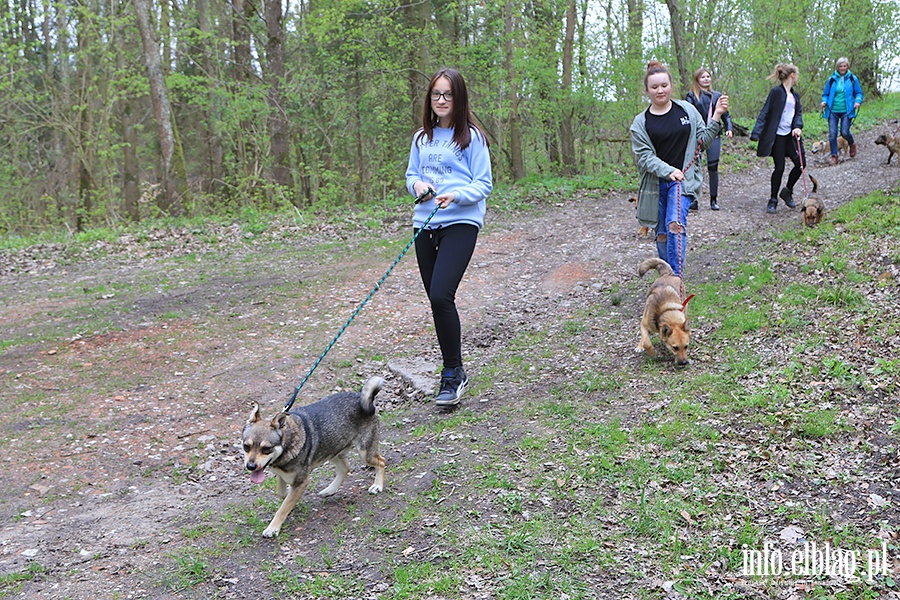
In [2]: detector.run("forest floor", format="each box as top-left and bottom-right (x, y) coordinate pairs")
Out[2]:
(1, 124), (899, 600)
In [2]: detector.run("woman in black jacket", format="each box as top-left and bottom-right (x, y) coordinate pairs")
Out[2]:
(686, 68), (733, 211)
(750, 63), (805, 214)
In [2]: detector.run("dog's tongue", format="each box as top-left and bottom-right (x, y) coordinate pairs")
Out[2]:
(250, 469), (265, 484)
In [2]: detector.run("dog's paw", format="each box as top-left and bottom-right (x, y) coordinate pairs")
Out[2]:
(262, 524), (280, 538)
(317, 485), (340, 497)
(368, 483), (383, 494)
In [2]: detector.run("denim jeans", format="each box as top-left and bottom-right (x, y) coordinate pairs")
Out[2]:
(655, 179), (691, 278)
(828, 112), (855, 155)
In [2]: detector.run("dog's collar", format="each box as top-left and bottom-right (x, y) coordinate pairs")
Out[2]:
(655, 304), (686, 329)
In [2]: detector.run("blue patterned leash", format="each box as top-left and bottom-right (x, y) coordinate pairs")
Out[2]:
(282, 188), (438, 413)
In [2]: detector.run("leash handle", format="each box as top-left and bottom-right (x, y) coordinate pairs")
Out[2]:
(283, 189), (439, 413)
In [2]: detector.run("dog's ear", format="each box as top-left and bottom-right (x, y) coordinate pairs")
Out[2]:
(661, 324), (671, 338)
(247, 402), (262, 423)
(272, 412), (289, 430)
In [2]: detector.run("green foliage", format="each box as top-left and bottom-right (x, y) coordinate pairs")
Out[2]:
(0, 1), (899, 235)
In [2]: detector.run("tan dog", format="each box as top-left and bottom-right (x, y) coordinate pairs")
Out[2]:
(875, 133), (900, 165)
(628, 197), (651, 237)
(636, 258), (693, 366)
(242, 376), (386, 537)
(811, 136), (849, 156)
(799, 175), (825, 227)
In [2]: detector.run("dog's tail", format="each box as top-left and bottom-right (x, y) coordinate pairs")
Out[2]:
(808, 174), (818, 193)
(359, 376), (384, 416)
(638, 257), (674, 278)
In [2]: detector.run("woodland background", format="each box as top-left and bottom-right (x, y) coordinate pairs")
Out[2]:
(1, 0), (897, 235)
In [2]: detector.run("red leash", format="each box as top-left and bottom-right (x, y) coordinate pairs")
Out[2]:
(674, 141), (704, 296)
(796, 135), (810, 199)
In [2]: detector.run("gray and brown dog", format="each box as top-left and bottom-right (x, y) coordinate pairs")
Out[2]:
(636, 258), (694, 366)
(242, 376), (386, 537)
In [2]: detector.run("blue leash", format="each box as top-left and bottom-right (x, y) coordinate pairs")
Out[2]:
(282, 188), (438, 413)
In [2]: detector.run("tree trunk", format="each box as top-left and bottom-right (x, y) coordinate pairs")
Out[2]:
(264, 0), (295, 204)
(115, 2), (140, 222)
(531, 0), (560, 168)
(665, 0), (690, 93)
(75, 2), (94, 232)
(197, 0), (224, 195)
(405, 0), (430, 127)
(134, 0), (188, 216)
(504, 2), (525, 181)
(231, 0), (251, 83)
(558, 0), (577, 175)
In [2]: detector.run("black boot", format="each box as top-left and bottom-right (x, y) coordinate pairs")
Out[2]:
(766, 199), (777, 214)
(779, 188), (797, 208)
(710, 197), (719, 211)
(689, 198), (699, 211)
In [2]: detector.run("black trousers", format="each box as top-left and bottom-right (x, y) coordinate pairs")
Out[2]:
(414, 224), (478, 369)
(770, 134), (805, 199)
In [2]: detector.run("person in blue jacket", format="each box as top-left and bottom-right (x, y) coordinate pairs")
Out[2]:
(686, 67), (733, 211)
(820, 57), (863, 165)
(405, 67), (492, 407)
(750, 63), (805, 214)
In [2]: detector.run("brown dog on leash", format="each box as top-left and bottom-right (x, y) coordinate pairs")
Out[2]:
(875, 133), (900, 165)
(799, 175), (825, 227)
(636, 258), (693, 366)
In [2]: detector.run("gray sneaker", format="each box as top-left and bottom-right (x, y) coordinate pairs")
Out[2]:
(435, 367), (468, 406)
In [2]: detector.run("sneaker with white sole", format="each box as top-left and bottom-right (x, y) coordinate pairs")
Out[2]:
(435, 366), (468, 406)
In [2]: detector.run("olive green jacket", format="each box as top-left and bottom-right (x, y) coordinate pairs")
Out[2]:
(629, 99), (722, 230)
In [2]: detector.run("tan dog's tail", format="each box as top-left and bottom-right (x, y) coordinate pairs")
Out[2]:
(359, 376), (384, 416)
(638, 257), (674, 278)
(808, 174), (818, 193)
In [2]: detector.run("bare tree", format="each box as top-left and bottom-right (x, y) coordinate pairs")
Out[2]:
(504, 1), (525, 180)
(134, 0), (189, 216)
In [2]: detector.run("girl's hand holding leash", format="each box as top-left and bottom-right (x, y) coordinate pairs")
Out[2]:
(434, 192), (456, 208)
(792, 128), (802, 138)
(413, 182), (435, 203)
(668, 169), (685, 182)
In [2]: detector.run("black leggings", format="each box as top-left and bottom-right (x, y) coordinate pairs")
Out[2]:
(770, 134), (806, 199)
(414, 224), (478, 369)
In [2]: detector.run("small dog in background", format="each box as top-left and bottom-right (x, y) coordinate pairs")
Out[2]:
(636, 257), (693, 366)
(242, 376), (386, 537)
(811, 136), (849, 156)
(875, 133), (900, 165)
(628, 197), (651, 237)
(799, 175), (825, 227)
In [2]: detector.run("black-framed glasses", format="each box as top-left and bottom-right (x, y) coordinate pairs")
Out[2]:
(430, 91), (453, 101)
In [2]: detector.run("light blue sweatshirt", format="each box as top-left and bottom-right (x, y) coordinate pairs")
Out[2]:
(405, 126), (493, 230)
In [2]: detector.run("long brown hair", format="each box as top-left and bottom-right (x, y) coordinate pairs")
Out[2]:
(690, 67), (711, 99)
(417, 67), (488, 150)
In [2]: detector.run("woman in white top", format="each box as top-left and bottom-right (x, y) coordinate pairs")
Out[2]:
(750, 64), (806, 214)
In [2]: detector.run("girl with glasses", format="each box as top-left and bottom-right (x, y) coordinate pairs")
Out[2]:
(405, 68), (492, 407)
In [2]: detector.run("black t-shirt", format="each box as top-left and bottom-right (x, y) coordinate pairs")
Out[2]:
(645, 103), (691, 172)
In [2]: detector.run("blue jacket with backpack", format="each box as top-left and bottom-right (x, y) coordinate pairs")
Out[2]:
(821, 71), (863, 119)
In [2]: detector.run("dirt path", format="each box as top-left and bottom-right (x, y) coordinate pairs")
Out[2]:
(0, 126), (898, 599)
